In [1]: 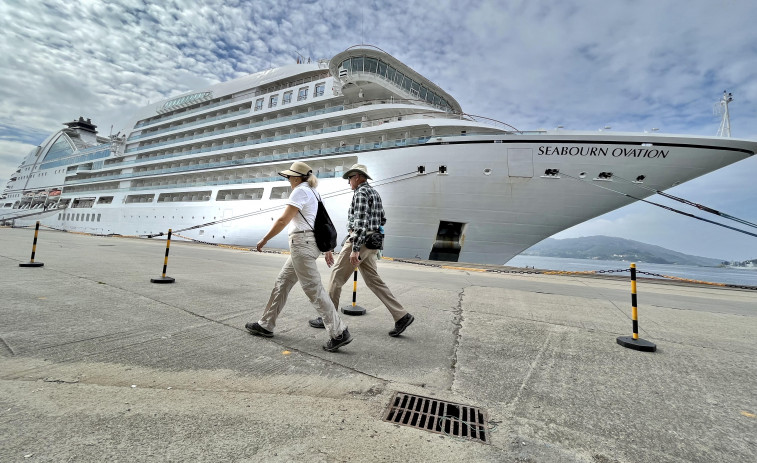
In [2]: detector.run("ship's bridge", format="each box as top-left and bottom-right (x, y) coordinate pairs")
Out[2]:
(330, 46), (462, 114)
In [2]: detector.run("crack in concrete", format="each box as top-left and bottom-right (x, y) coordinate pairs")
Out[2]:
(0, 336), (15, 357)
(449, 285), (469, 390)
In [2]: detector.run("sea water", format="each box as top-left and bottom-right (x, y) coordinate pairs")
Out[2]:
(505, 255), (757, 287)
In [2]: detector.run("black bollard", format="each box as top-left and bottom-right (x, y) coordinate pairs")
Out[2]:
(617, 263), (656, 352)
(19, 221), (44, 267)
(151, 229), (176, 283)
(341, 267), (366, 315)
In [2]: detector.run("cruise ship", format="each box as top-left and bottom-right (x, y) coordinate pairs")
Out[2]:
(2, 45), (756, 264)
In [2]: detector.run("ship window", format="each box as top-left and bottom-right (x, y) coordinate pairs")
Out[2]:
(216, 187), (264, 201)
(386, 65), (396, 81)
(410, 81), (420, 97)
(254, 98), (263, 111)
(125, 194), (155, 204)
(41, 135), (75, 163)
(270, 186), (290, 200)
(365, 58), (378, 73)
(314, 82), (325, 97)
(352, 56), (364, 72)
(394, 71), (404, 86)
(269, 95), (278, 108)
(157, 191), (210, 202)
(341, 59), (352, 72)
(282, 91), (293, 104)
(97, 196), (113, 204)
(97, 214), (101, 222)
(402, 77), (412, 92)
(297, 87), (309, 101)
(377, 61), (387, 78)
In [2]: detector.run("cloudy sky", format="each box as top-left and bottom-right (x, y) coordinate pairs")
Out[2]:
(1, 0), (756, 260)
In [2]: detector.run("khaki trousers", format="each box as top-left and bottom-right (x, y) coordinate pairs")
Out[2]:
(328, 239), (408, 322)
(258, 232), (346, 338)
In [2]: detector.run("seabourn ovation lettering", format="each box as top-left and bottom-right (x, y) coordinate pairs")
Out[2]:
(537, 146), (668, 158)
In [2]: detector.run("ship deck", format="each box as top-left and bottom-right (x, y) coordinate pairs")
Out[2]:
(1, 227), (755, 462)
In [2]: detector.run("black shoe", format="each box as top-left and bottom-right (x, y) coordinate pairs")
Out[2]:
(389, 313), (414, 337)
(323, 328), (353, 352)
(309, 317), (325, 329)
(245, 322), (273, 338)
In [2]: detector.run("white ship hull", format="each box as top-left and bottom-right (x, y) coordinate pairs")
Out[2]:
(2, 46), (755, 264)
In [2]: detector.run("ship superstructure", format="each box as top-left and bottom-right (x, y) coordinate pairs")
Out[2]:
(2, 46), (756, 264)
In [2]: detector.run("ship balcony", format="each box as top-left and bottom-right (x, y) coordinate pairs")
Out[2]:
(126, 105), (345, 152)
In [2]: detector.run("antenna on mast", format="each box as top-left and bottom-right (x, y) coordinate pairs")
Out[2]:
(714, 90), (733, 137)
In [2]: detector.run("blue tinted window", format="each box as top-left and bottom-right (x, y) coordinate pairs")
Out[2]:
(42, 135), (74, 162)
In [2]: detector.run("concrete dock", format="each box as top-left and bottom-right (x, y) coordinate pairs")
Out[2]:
(1, 227), (755, 462)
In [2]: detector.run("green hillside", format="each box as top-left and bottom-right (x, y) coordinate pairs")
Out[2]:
(521, 236), (724, 266)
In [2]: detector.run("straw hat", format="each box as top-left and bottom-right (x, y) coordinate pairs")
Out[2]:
(342, 163), (372, 180)
(279, 161), (313, 178)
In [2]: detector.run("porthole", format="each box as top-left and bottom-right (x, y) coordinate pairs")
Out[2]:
(483, 168), (492, 176)
(579, 172), (587, 178)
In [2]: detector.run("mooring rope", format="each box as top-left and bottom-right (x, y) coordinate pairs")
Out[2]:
(612, 174), (757, 230)
(560, 172), (757, 239)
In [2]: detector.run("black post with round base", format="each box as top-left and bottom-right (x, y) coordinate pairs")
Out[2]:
(341, 267), (366, 316)
(150, 229), (175, 284)
(19, 221), (44, 268)
(617, 263), (656, 352)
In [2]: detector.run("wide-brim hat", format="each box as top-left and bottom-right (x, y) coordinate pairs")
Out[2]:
(342, 163), (372, 180)
(279, 161), (313, 178)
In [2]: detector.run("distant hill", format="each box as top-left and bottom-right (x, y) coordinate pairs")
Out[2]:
(521, 236), (724, 266)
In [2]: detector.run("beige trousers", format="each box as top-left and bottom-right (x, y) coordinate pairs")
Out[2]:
(328, 239), (408, 322)
(258, 231), (346, 338)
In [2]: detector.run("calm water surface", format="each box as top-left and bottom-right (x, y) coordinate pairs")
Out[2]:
(505, 255), (757, 287)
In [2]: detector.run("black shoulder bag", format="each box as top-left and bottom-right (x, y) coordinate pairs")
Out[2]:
(299, 189), (338, 252)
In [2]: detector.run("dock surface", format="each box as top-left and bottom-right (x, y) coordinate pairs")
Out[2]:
(1, 227), (755, 462)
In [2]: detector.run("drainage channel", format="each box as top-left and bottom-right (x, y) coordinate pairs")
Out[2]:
(382, 392), (490, 444)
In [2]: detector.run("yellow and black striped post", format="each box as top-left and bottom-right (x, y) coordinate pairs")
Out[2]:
(150, 228), (176, 283)
(19, 221), (45, 267)
(617, 263), (656, 352)
(341, 267), (366, 315)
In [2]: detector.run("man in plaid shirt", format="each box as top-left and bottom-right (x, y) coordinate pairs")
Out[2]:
(310, 164), (414, 337)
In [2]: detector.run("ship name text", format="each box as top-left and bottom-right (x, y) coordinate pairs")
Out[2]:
(537, 146), (669, 158)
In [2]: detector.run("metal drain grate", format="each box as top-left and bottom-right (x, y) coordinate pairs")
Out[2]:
(382, 392), (490, 444)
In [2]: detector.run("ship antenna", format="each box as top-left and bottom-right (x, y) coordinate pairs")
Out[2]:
(715, 90), (733, 137)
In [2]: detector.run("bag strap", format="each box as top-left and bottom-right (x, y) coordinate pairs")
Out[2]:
(297, 187), (320, 231)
